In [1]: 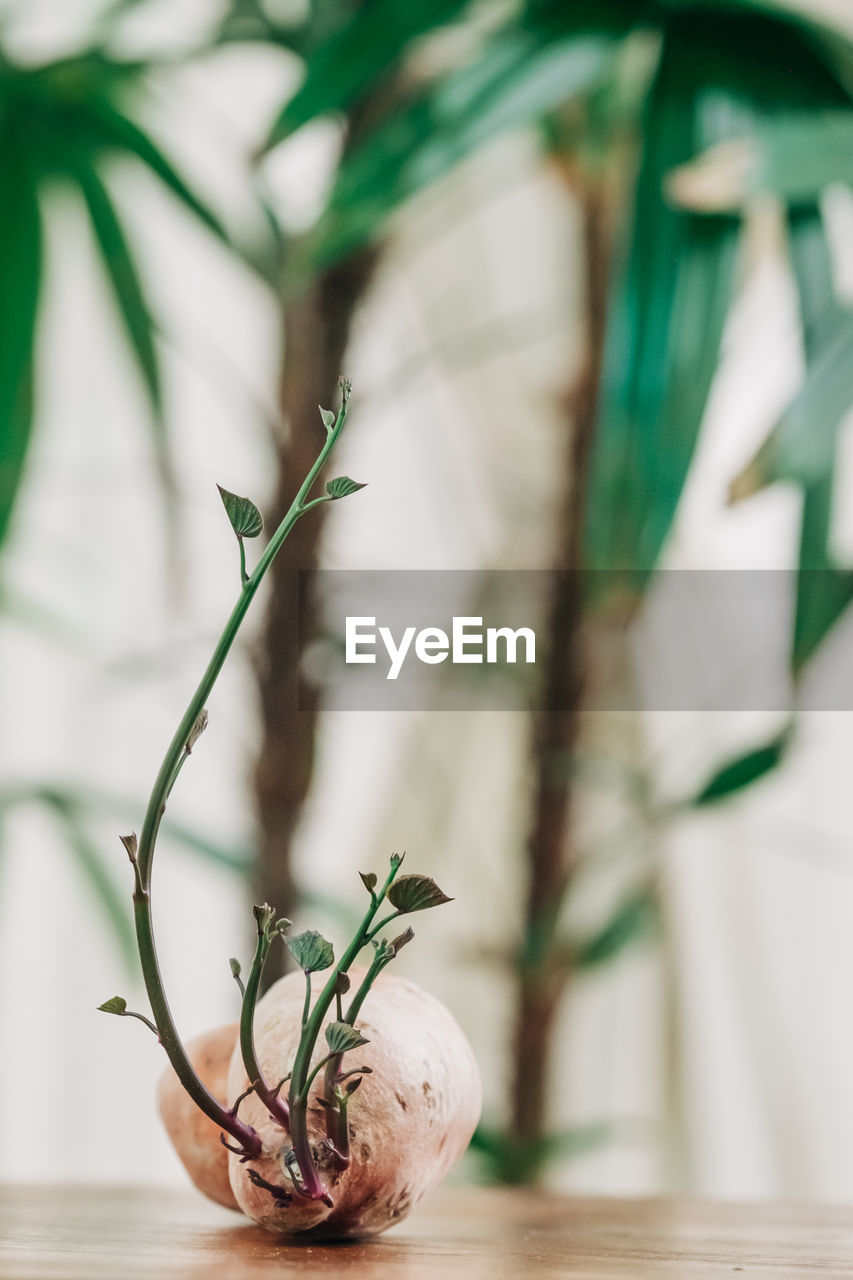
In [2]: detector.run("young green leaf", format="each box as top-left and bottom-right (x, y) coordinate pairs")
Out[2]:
(387, 874), (453, 914)
(98, 996), (128, 1015)
(252, 902), (276, 934)
(286, 929), (335, 973)
(97, 995), (159, 1036)
(319, 406), (336, 432)
(359, 871), (377, 894)
(217, 484), (264, 539)
(324, 1020), (369, 1055)
(325, 476), (366, 500)
(388, 926), (415, 955)
(229, 956), (245, 997)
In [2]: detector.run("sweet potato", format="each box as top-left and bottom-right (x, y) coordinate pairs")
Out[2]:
(157, 1021), (240, 1211)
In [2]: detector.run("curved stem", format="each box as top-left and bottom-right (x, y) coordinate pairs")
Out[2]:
(239, 919), (291, 1130)
(132, 383), (352, 1153)
(364, 910), (400, 944)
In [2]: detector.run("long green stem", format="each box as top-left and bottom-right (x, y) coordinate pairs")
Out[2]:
(132, 381), (352, 1154)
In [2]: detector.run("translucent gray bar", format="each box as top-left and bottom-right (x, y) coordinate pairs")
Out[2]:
(298, 570), (853, 712)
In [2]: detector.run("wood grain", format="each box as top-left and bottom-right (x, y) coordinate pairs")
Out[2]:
(3, 1184), (853, 1279)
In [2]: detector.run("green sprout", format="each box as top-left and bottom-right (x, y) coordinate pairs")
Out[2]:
(99, 379), (452, 1206)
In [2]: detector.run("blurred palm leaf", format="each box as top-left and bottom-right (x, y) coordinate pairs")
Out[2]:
(0, 779), (253, 973)
(0, 46), (237, 547)
(787, 206), (853, 671)
(691, 725), (792, 806)
(0, 133), (41, 548)
(74, 159), (170, 484)
(583, 8), (853, 589)
(310, 28), (618, 269)
(728, 312), (853, 499)
(265, 0), (474, 148)
(267, 3), (634, 270)
(569, 887), (659, 969)
(722, 199), (853, 671)
(670, 114), (853, 213)
(469, 1119), (610, 1184)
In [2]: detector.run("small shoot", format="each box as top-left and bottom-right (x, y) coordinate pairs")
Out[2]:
(120, 832), (143, 895)
(334, 969), (350, 1021)
(237, 904), (293, 1130)
(298, 857), (450, 1171)
(229, 956), (245, 998)
(97, 995), (159, 1038)
(358, 870), (377, 899)
(119, 832), (138, 864)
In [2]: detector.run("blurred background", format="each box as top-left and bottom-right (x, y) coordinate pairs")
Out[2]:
(2, 0), (853, 1202)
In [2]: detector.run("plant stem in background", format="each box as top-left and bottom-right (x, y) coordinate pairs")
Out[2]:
(508, 169), (612, 1182)
(252, 81), (386, 988)
(253, 252), (378, 987)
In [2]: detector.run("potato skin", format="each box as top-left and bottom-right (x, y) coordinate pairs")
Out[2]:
(157, 1021), (240, 1211)
(226, 969), (481, 1238)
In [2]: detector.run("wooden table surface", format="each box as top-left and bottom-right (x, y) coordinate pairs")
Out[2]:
(3, 1184), (853, 1279)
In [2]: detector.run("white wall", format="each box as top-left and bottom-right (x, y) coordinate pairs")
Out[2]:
(2, 0), (853, 1201)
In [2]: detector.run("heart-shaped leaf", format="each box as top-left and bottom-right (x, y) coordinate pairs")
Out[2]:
(217, 484), (263, 538)
(324, 1020), (369, 1055)
(387, 874), (452, 914)
(286, 929), (334, 973)
(325, 476), (366, 500)
(97, 996), (128, 1015)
